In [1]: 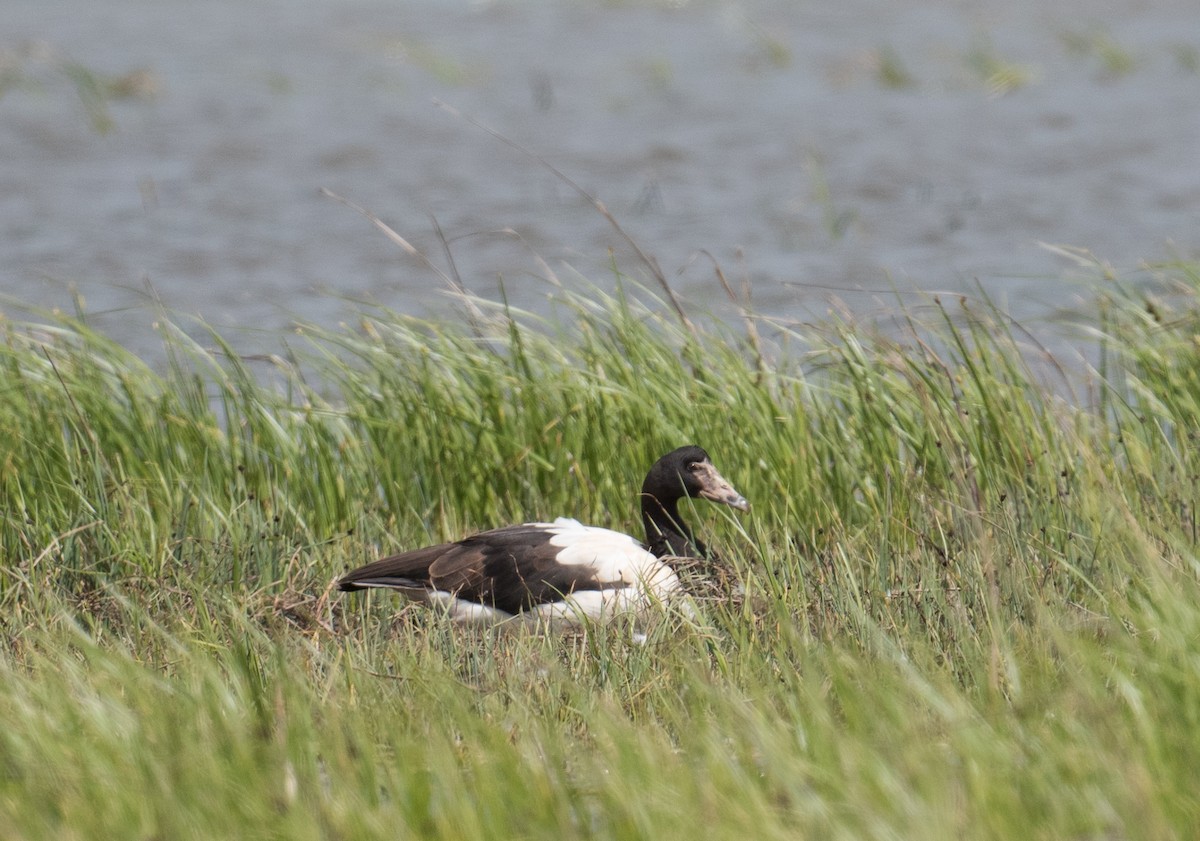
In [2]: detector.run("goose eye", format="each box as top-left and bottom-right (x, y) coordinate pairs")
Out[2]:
(688, 462), (701, 471)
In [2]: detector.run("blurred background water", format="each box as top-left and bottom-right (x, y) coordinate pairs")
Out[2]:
(3, 0), (1198, 362)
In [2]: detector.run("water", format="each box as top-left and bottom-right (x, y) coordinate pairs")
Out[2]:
(3, 0), (1198, 362)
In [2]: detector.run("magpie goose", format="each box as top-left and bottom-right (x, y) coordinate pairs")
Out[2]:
(337, 445), (748, 624)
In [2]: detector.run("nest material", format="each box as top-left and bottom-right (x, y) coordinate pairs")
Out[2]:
(666, 555), (744, 608)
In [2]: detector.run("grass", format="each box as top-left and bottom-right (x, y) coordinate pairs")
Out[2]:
(1060, 28), (1138, 79)
(964, 37), (1040, 97)
(0, 42), (158, 135)
(3, 259), (1200, 839)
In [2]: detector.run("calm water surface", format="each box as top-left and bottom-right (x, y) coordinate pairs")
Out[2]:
(3, 0), (1199, 362)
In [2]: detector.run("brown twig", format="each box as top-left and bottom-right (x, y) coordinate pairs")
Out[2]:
(319, 187), (485, 333)
(432, 98), (695, 335)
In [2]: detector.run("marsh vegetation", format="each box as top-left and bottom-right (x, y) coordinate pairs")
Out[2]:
(3, 257), (1200, 838)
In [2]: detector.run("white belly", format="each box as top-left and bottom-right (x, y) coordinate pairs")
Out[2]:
(417, 518), (686, 625)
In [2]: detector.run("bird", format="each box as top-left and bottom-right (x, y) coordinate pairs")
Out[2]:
(336, 445), (749, 625)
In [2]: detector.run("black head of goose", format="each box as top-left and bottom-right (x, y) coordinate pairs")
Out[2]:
(337, 445), (748, 624)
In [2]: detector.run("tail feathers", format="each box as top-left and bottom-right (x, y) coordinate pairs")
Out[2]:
(336, 579), (515, 624)
(337, 575), (427, 592)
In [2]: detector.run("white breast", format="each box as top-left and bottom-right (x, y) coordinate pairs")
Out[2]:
(541, 518), (681, 593)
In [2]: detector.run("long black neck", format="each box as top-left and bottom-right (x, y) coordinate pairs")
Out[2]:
(641, 495), (709, 559)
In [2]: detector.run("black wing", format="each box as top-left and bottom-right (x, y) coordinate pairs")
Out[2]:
(338, 524), (629, 615)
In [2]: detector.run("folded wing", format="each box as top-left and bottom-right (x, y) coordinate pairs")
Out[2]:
(337, 520), (677, 616)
